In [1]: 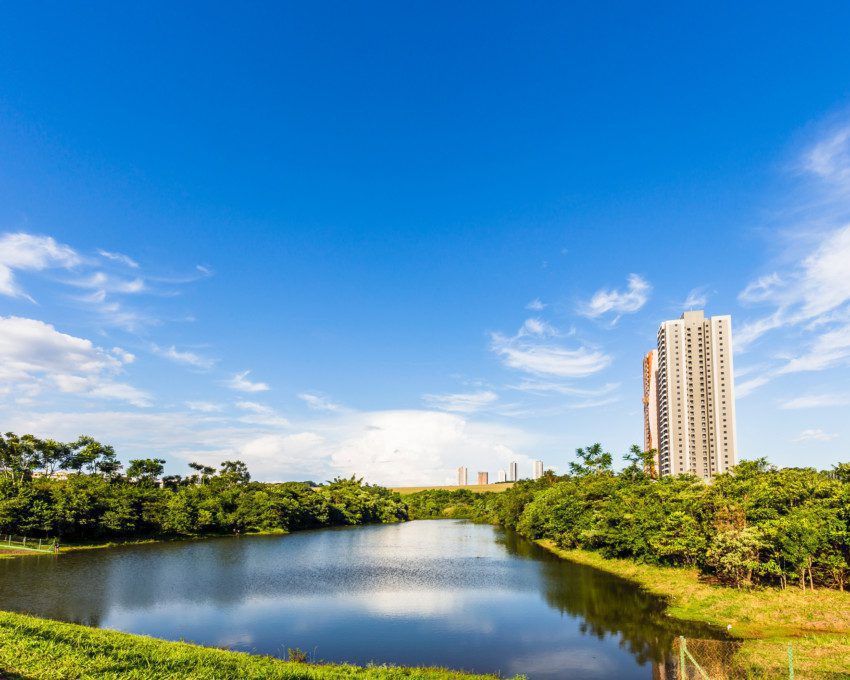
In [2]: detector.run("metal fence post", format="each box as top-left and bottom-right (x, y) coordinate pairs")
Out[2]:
(679, 636), (686, 679)
(788, 644), (794, 680)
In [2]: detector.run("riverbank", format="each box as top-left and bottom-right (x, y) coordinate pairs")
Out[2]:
(57, 529), (289, 554)
(538, 540), (850, 678)
(0, 611), (514, 680)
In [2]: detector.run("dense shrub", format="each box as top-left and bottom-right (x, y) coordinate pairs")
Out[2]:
(409, 447), (850, 591)
(0, 432), (408, 541)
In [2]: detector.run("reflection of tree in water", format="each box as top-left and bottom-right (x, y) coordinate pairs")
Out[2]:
(496, 530), (737, 668)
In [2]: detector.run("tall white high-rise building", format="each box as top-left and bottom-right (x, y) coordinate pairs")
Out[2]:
(497, 469), (507, 483)
(456, 466), (468, 486)
(508, 461), (518, 482)
(646, 310), (738, 481)
(532, 460), (544, 480)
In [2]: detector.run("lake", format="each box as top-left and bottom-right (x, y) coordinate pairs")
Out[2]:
(0, 520), (726, 678)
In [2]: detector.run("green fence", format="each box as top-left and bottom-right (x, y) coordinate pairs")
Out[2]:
(675, 637), (796, 680)
(0, 534), (57, 553)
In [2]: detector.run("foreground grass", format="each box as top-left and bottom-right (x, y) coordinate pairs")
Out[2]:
(539, 541), (850, 678)
(0, 611), (514, 680)
(392, 484), (513, 495)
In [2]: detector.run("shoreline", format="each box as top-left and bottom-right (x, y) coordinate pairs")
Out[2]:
(535, 539), (850, 677)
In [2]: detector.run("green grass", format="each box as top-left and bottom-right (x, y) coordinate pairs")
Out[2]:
(0, 611), (517, 680)
(538, 541), (850, 678)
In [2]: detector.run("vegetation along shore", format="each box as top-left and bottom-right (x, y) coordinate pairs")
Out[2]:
(406, 444), (850, 677)
(3, 432), (850, 676)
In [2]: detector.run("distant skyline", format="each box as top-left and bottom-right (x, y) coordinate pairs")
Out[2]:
(1, 3), (850, 484)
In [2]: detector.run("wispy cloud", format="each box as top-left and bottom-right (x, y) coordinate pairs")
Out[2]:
(298, 392), (343, 412)
(67, 271), (146, 294)
(780, 393), (850, 409)
(225, 370), (270, 393)
(185, 401), (223, 412)
(793, 428), (837, 442)
(97, 249), (139, 269)
(682, 286), (709, 310)
(422, 390), (498, 413)
(0, 233), (80, 301)
(731, 121), (850, 398)
(490, 320), (611, 379)
(235, 400), (275, 415)
(579, 274), (651, 320)
(152, 344), (216, 370)
(526, 298), (546, 311)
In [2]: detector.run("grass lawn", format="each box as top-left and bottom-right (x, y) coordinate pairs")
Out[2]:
(538, 541), (850, 678)
(392, 483), (513, 495)
(0, 611), (516, 680)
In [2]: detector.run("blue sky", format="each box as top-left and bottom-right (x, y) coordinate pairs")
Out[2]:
(1, 3), (850, 484)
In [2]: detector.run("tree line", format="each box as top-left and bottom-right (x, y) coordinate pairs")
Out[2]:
(407, 444), (850, 591)
(0, 432), (407, 541)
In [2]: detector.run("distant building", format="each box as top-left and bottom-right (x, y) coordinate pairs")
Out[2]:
(647, 310), (738, 481)
(31, 470), (71, 481)
(509, 461), (518, 482)
(457, 466), (468, 486)
(477, 471), (489, 485)
(532, 460), (544, 480)
(497, 469), (507, 483)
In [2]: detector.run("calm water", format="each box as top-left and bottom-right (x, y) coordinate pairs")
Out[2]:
(0, 520), (725, 678)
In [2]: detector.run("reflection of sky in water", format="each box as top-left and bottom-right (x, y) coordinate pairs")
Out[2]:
(0, 521), (726, 679)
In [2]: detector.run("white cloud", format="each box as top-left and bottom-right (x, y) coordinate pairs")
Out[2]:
(510, 380), (619, 397)
(682, 287), (709, 310)
(0, 315), (150, 406)
(298, 393), (343, 412)
(490, 321), (610, 379)
(0, 233), (80, 300)
(739, 273), (784, 305)
(97, 249), (139, 269)
(731, 122), (850, 409)
(793, 428), (837, 442)
(780, 393), (850, 410)
(579, 274), (651, 319)
(525, 298), (546, 311)
(185, 401), (223, 412)
(5, 403), (540, 486)
(804, 125), (850, 185)
(422, 390), (498, 413)
(736, 375), (770, 398)
(225, 370), (270, 393)
(152, 344), (216, 370)
(236, 432), (327, 476)
(235, 400), (275, 415)
(234, 400), (290, 427)
(322, 410), (534, 486)
(68, 271), (146, 294)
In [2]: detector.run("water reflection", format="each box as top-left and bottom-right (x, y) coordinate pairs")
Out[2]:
(0, 521), (730, 679)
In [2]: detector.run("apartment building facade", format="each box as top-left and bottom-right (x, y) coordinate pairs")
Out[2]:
(646, 310), (737, 481)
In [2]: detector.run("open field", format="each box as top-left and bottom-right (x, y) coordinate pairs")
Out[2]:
(392, 483), (513, 495)
(539, 541), (850, 678)
(0, 611), (515, 680)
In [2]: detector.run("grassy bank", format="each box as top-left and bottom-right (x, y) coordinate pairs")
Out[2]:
(392, 483), (512, 495)
(538, 540), (850, 678)
(0, 611), (514, 680)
